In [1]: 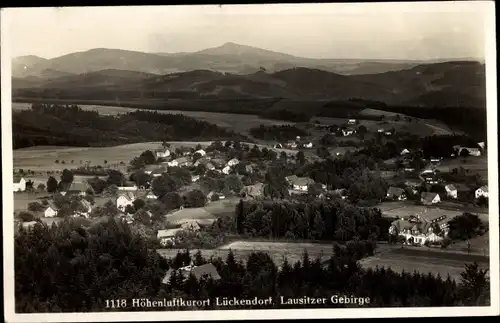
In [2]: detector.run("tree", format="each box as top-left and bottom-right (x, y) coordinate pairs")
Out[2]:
(46, 176), (58, 193)
(107, 170), (126, 186)
(185, 190), (206, 208)
(151, 174), (179, 198)
(195, 144), (203, 151)
(87, 177), (108, 194)
(132, 199), (146, 211)
(131, 171), (151, 188)
(161, 192), (183, 211)
(60, 169), (74, 184)
(224, 174), (243, 194)
(124, 205), (135, 214)
(460, 148), (470, 161)
(139, 150), (156, 165)
(460, 262), (489, 304)
(296, 151), (306, 165)
(134, 209), (151, 225)
(18, 211), (35, 222)
(28, 202), (45, 212)
(36, 183), (46, 192)
(193, 152), (203, 162)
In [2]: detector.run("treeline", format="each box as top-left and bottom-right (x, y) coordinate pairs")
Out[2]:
(12, 104), (249, 149)
(15, 218), (490, 312)
(259, 109), (311, 122)
(249, 125), (309, 141)
(235, 199), (392, 241)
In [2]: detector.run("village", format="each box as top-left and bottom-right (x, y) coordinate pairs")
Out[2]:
(13, 115), (489, 281)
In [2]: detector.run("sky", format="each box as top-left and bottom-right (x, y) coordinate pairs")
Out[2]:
(2, 2), (492, 60)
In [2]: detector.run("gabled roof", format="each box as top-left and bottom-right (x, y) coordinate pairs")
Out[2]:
(286, 175), (315, 187)
(46, 201), (59, 211)
(241, 182), (265, 197)
(151, 167), (167, 175)
(387, 187), (405, 197)
(157, 228), (183, 239)
(66, 182), (89, 192)
(445, 184), (457, 191)
(13, 176), (24, 183)
(117, 192), (135, 201)
(80, 199), (92, 210)
(191, 263), (221, 281)
(477, 185), (488, 193)
(421, 192), (439, 202)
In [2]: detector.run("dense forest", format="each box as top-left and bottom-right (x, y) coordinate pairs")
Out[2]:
(14, 218), (490, 312)
(12, 104), (250, 149)
(249, 125), (309, 142)
(234, 199), (392, 241)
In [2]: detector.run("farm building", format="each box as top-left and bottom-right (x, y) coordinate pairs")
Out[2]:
(445, 184), (458, 199)
(157, 228), (183, 246)
(385, 131), (393, 136)
(13, 176), (26, 192)
(227, 158), (240, 167)
(161, 263), (221, 284)
(222, 166), (231, 175)
(117, 183), (138, 192)
(475, 186), (489, 199)
(166, 160), (179, 167)
(116, 192), (136, 211)
(61, 182), (90, 196)
(386, 187), (407, 201)
(274, 143), (283, 149)
(348, 119), (356, 125)
(400, 148), (410, 155)
(477, 142), (486, 149)
(285, 175), (315, 192)
(191, 175), (200, 183)
(145, 191), (158, 199)
(378, 129), (385, 133)
(421, 192), (441, 205)
(44, 202), (59, 218)
(180, 221), (201, 232)
(302, 142), (314, 149)
(156, 149), (171, 158)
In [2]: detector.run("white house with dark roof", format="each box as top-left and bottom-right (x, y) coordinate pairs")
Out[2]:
(194, 149), (206, 157)
(13, 176), (26, 192)
(157, 228), (184, 246)
(61, 182), (90, 196)
(475, 185), (489, 199)
(386, 187), (407, 201)
(445, 184), (458, 199)
(400, 148), (410, 155)
(421, 192), (441, 205)
(116, 192), (136, 211)
(44, 202), (59, 218)
(227, 158), (240, 167)
(389, 210), (449, 246)
(285, 175), (315, 192)
(161, 263), (221, 284)
(348, 119), (356, 125)
(222, 166), (231, 175)
(156, 149), (171, 158)
(342, 128), (356, 136)
(458, 147), (481, 157)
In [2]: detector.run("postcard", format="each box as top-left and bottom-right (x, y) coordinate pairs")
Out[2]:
(2, 2), (498, 322)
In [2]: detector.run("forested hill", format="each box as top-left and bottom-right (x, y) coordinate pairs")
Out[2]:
(12, 104), (250, 149)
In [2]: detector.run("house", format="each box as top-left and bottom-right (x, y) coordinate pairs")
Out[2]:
(477, 142), (485, 149)
(424, 174), (439, 185)
(389, 213), (448, 246)
(287, 141), (298, 149)
(174, 157), (191, 167)
(161, 263), (221, 284)
(274, 143), (283, 149)
(401, 149), (410, 155)
(117, 183), (138, 192)
(241, 182), (265, 199)
(445, 184), (458, 199)
(62, 182), (90, 196)
(44, 202), (59, 218)
(222, 166), (231, 175)
(348, 119), (356, 125)
(116, 192), (136, 211)
(22, 221), (39, 229)
(303, 142), (314, 149)
(145, 191), (158, 199)
(194, 149), (207, 157)
(167, 160), (179, 167)
(459, 147), (481, 157)
(157, 228), (184, 246)
(156, 149), (171, 158)
(377, 129), (385, 133)
(342, 128), (356, 136)
(13, 176), (26, 192)
(421, 192), (441, 205)
(285, 175), (315, 192)
(151, 167), (167, 178)
(386, 187), (407, 201)
(475, 185), (489, 199)
(75, 199), (92, 218)
(180, 220), (201, 232)
(205, 162), (216, 171)
(227, 158), (240, 167)
(385, 131), (393, 136)
(191, 175), (200, 183)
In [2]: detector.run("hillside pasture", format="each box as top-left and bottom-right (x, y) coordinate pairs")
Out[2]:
(359, 246), (489, 281)
(435, 155), (489, 179)
(166, 197), (239, 225)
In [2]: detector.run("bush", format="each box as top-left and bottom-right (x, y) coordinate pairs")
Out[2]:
(441, 238), (452, 249)
(211, 194), (220, 202)
(28, 202), (45, 212)
(18, 211), (35, 222)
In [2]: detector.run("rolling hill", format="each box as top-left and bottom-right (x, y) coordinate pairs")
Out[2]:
(12, 42), (439, 78)
(12, 61), (486, 108)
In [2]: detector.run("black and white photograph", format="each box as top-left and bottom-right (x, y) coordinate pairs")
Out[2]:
(2, 2), (499, 321)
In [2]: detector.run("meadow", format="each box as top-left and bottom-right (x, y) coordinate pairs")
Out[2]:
(359, 246), (489, 281)
(435, 155), (489, 179)
(376, 201), (464, 220)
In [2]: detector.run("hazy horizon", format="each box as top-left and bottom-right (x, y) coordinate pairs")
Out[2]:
(3, 2), (490, 61)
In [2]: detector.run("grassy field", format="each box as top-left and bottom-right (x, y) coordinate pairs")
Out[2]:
(167, 197), (239, 225)
(157, 240), (335, 267)
(376, 201), (464, 219)
(359, 246), (489, 281)
(435, 155), (489, 179)
(13, 192), (52, 212)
